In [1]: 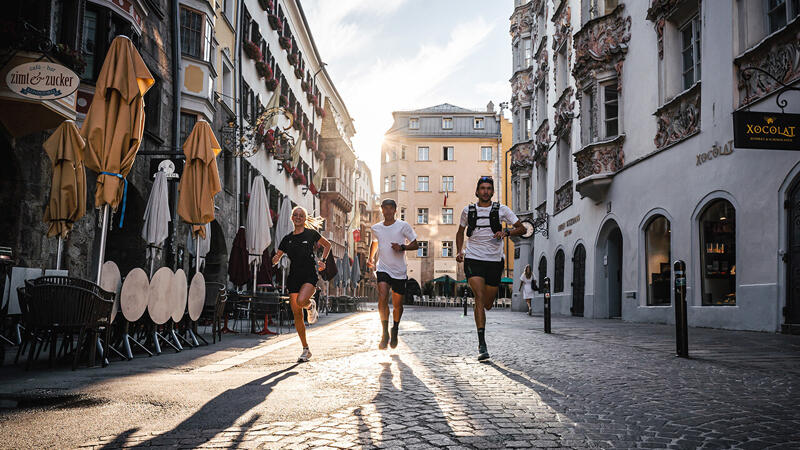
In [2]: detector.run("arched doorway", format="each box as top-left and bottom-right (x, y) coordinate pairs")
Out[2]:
(572, 244), (586, 316)
(788, 180), (800, 326)
(538, 255), (547, 288)
(596, 219), (623, 318)
(105, 183), (147, 277)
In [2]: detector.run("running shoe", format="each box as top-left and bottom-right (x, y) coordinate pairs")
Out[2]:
(390, 326), (399, 349)
(378, 333), (389, 350)
(297, 347), (312, 362)
(477, 344), (490, 361)
(307, 299), (318, 324)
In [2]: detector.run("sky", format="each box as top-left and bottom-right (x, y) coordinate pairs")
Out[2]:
(303, 0), (513, 188)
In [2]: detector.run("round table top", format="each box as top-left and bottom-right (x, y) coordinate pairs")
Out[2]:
(188, 272), (206, 321)
(170, 269), (188, 322)
(148, 267), (173, 325)
(120, 268), (149, 322)
(100, 261), (121, 323)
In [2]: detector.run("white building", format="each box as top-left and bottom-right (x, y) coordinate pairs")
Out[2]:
(509, 0), (800, 332)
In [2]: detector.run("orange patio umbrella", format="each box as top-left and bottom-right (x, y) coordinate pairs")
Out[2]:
(177, 119), (221, 271)
(80, 35), (154, 283)
(43, 120), (87, 269)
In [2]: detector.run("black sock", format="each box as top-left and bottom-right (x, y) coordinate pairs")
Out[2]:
(381, 320), (389, 336)
(477, 328), (486, 347)
(392, 321), (400, 330)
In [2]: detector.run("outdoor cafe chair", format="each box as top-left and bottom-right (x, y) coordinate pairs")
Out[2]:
(200, 282), (226, 343)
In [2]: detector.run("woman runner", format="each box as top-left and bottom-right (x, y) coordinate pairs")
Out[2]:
(272, 206), (331, 362)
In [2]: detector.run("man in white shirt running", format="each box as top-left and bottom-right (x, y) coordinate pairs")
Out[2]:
(368, 199), (419, 349)
(456, 176), (525, 361)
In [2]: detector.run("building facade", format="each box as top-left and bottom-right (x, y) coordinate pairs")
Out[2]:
(508, 0), (800, 332)
(382, 103), (503, 288)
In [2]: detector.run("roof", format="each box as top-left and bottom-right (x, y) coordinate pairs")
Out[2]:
(394, 103), (487, 115)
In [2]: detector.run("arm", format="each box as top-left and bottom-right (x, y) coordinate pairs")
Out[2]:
(317, 235), (332, 271)
(455, 225), (466, 263)
(271, 250), (285, 266)
(493, 219), (526, 240)
(367, 240), (379, 268)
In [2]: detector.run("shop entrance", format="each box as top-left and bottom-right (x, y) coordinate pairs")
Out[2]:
(571, 244), (585, 316)
(787, 179), (800, 325)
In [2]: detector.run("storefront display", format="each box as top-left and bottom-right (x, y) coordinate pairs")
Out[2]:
(700, 200), (736, 305)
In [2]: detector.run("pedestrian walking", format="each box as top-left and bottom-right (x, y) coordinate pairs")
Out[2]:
(456, 176), (525, 361)
(272, 206), (331, 362)
(367, 199), (418, 350)
(519, 264), (538, 316)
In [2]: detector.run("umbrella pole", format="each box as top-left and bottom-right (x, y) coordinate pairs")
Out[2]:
(195, 233), (201, 276)
(56, 236), (63, 270)
(149, 254), (155, 278)
(96, 205), (110, 284)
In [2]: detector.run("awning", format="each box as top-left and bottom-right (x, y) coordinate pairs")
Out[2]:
(432, 275), (455, 283)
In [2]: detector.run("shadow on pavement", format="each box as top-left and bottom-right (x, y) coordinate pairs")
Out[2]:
(100, 364), (298, 449)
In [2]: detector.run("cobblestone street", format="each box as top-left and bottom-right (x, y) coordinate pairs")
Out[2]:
(1, 306), (799, 449)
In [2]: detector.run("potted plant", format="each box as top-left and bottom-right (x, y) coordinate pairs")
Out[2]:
(287, 52), (298, 66)
(294, 67), (303, 80)
(255, 61), (271, 79)
(258, 0), (272, 11)
(279, 36), (292, 52)
(244, 40), (262, 60)
(265, 77), (278, 91)
(301, 80), (309, 93)
(306, 91), (314, 103)
(268, 14), (282, 31)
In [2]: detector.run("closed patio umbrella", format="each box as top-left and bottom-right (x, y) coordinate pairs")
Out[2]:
(350, 255), (361, 295)
(177, 119), (221, 272)
(246, 176), (272, 292)
(142, 170), (170, 276)
(42, 120), (87, 269)
(228, 227), (250, 287)
(274, 195), (292, 292)
(341, 253), (351, 292)
(81, 35), (154, 283)
(186, 223), (211, 271)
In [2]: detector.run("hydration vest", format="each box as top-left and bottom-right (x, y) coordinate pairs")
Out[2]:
(466, 202), (502, 237)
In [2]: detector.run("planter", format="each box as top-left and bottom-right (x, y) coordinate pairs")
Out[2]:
(255, 61), (271, 79)
(244, 40), (262, 61)
(258, 0), (272, 11)
(306, 91), (314, 103)
(265, 77), (278, 91)
(301, 81), (309, 93)
(294, 67), (303, 80)
(282, 161), (293, 176)
(279, 36), (292, 52)
(268, 14), (282, 31)
(315, 105), (325, 118)
(287, 52), (298, 66)
(279, 95), (289, 107)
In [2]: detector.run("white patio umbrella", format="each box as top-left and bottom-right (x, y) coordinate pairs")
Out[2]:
(186, 223), (210, 271)
(275, 195), (293, 292)
(246, 176), (271, 293)
(341, 253), (351, 294)
(142, 170), (170, 277)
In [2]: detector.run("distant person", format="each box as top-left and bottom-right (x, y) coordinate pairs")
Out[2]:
(272, 206), (331, 362)
(456, 176), (524, 361)
(519, 264), (538, 316)
(367, 199), (418, 350)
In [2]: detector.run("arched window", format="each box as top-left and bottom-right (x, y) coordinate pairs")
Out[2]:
(700, 200), (736, 305)
(645, 215), (671, 306)
(538, 255), (547, 289)
(554, 250), (565, 292)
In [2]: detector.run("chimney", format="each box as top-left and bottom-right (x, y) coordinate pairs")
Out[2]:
(486, 101), (495, 113)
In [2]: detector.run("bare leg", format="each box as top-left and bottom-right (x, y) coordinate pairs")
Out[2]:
(468, 277), (487, 329)
(526, 298), (531, 313)
(391, 292), (404, 322)
(377, 282), (391, 322)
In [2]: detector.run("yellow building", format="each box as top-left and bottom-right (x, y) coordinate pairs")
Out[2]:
(381, 103), (503, 289)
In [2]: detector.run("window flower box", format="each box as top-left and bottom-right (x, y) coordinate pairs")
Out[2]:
(255, 61), (271, 79)
(244, 40), (262, 61)
(265, 77), (278, 91)
(279, 36), (292, 52)
(268, 14), (282, 31)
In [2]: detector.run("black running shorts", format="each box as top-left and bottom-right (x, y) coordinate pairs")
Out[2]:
(464, 258), (503, 287)
(287, 272), (318, 294)
(376, 271), (407, 295)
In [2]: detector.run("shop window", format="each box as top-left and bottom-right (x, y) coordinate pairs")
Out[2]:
(700, 200), (736, 306)
(645, 215), (671, 306)
(554, 249), (565, 293)
(538, 255), (548, 288)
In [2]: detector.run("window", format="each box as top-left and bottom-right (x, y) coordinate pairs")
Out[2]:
(536, 164), (547, 205)
(585, 0), (619, 21)
(392, 151), (397, 161)
(700, 200), (736, 306)
(384, 151), (390, 163)
(523, 38), (532, 67)
(222, 63), (234, 111)
(768, 0), (800, 33)
(442, 176), (454, 192)
(557, 46), (568, 93)
(417, 176), (429, 191)
(179, 112), (197, 144)
(443, 146), (454, 160)
(681, 15), (701, 90)
(536, 83), (547, 126)
(442, 241), (454, 257)
(409, 118), (419, 129)
(481, 146), (493, 161)
(581, 87), (595, 145)
(513, 179), (520, 211)
(442, 208), (453, 224)
(203, 17), (213, 62)
(538, 256), (547, 288)
(603, 81), (619, 137)
(80, 8), (98, 79)
(384, 176), (389, 193)
(180, 7), (203, 59)
(241, 80), (251, 121)
(400, 207), (406, 221)
(418, 146), (430, 161)
(401, 146), (407, 159)
(143, 76), (161, 135)
(80, 4), (137, 80)
(524, 107), (532, 140)
(554, 250), (565, 293)
(400, 175), (406, 191)
(390, 175), (396, 191)
(523, 176), (531, 211)
(474, 117), (485, 129)
(417, 208), (429, 224)
(442, 117), (453, 129)
(417, 241), (429, 257)
(645, 215), (671, 306)
(557, 138), (571, 185)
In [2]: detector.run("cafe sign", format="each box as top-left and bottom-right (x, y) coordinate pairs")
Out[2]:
(733, 111), (799, 150)
(5, 62), (79, 101)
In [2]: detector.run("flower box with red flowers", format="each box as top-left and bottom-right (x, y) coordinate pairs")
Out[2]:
(301, 81), (309, 93)
(268, 14), (282, 31)
(282, 161), (293, 175)
(315, 105), (325, 118)
(258, 0), (273, 11)
(287, 52), (298, 66)
(279, 95), (289, 107)
(265, 77), (278, 91)
(309, 183), (318, 196)
(244, 40), (262, 61)
(291, 169), (303, 183)
(255, 61), (272, 79)
(279, 36), (292, 52)
(306, 91), (314, 103)
(294, 67), (303, 80)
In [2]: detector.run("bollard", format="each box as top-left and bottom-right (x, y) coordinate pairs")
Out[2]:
(673, 260), (689, 357)
(542, 277), (551, 334)
(463, 297), (468, 316)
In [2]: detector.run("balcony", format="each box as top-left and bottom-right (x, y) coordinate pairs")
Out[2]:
(574, 134), (625, 200)
(320, 177), (353, 212)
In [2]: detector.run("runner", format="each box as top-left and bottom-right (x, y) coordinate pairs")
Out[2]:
(456, 176), (525, 361)
(272, 206), (331, 362)
(519, 264), (537, 316)
(367, 199), (418, 350)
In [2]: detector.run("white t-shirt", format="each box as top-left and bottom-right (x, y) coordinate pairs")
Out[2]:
(371, 220), (417, 279)
(520, 273), (536, 299)
(460, 203), (519, 262)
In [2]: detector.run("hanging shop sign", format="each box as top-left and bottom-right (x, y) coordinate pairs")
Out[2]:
(733, 111), (799, 150)
(5, 62), (79, 101)
(149, 158), (184, 180)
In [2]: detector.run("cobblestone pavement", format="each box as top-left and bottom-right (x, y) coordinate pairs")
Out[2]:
(2, 307), (800, 449)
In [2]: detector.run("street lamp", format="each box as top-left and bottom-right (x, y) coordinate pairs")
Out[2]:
(310, 62), (327, 215)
